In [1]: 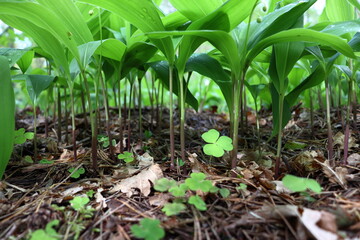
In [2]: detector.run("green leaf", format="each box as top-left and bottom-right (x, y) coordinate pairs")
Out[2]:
(185, 172), (213, 192)
(169, 183), (188, 197)
(247, 28), (356, 63)
(236, 183), (247, 190)
(37, 0), (93, 45)
(154, 178), (178, 192)
(24, 75), (55, 104)
(39, 159), (54, 164)
(78, 0), (174, 63)
(44, 220), (60, 237)
(326, 0), (354, 22)
(17, 50), (34, 74)
(203, 143), (224, 157)
(216, 136), (233, 152)
(0, 1), (80, 61)
(282, 174), (322, 193)
(130, 218), (165, 240)
(284, 141), (307, 150)
(68, 167), (86, 179)
(162, 202), (186, 216)
(118, 151), (134, 163)
(70, 196), (90, 211)
(219, 188), (230, 198)
(201, 129), (219, 144)
(0, 48), (29, 68)
(0, 56), (15, 180)
(188, 195), (207, 211)
(169, 0), (223, 21)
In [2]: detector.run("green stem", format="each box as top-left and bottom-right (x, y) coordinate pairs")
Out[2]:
(169, 64), (175, 169)
(275, 93), (284, 178)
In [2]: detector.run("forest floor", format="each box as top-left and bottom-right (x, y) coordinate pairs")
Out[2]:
(0, 105), (360, 240)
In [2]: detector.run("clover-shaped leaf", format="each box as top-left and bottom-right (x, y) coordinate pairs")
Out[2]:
(169, 183), (188, 197)
(185, 172), (213, 192)
(201, 129), (233, 157)
(188, 195), (207, 211)
(118, 151), (134, 163)
(70, 196), (90, 211)
(68, 167), (85, 179)
(236, 183), (247, 191)
(162, 202), (186, 216)
(282, 174), (321, 193)
(14, 128), (34, 144)
(154, 178), (177, 192)
(130, 218), (165, 240)
(219, 188), (230, 198)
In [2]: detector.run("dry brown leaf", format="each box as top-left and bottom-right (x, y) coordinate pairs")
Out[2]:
(95, 188), (107, 209)
(292, 150), (323, 173)
(110, 164), (163, 197)
(347, 153), (360, 166)
(321, 160), (347, 188)
(137, 152), (154, 167)
(300, 208), (338, 240)
(333, 131), (358, 149)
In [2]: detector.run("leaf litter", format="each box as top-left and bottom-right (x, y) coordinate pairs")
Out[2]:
(0, 107), (360, 239)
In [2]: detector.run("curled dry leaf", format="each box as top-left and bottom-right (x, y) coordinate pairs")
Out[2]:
(137, 152), (154, 167)
(347, 153), (360, 166)
(321, 160), (347, 188)
(333, 131), (358, 150)
(110, 164), (163, 197)
(291, 150), (323, 173)
(95, 188), (107, 209)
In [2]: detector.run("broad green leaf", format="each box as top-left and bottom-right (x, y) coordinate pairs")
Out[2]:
(17, 50), (34, 74)
(248, 0), (316, 49)
(0, 1), (80, 61)
(13, 75), (55, 104)
(154, 178), (178, 192)
(185, 172), (213, 192)
(70, 196), (90, 210)
(321, 19), (360, 37)
(0, 15), (70, 76)
(219, 188), (230, 198)
(347, 0), (360, 10)
(78, 0), (174, 62)
(0, 56), (15, 180)
(121, 42), (158, 78)
(247, 28), (356, 64)
(282, 174), (322, 193)
(169, 183), (188, 197)
(326, 0), (354, 22)
(37, 0), (93, 45)
(169, 0), (223, 20)
(185, 53), (232, 109)
(0, 48), (29, 67)
(148, 61), (199, 110)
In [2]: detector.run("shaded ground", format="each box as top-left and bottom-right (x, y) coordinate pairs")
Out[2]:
(1, 106), (360, 239)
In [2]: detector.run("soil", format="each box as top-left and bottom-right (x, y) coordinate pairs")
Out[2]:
(1, 105), (360, 240)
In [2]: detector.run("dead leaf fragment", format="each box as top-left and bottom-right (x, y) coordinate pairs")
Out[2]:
(333, 131), (358, 149)
(110, 164), (163, 197)
(322, 160), (347, 188)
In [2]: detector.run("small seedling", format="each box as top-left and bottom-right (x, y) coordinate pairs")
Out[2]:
(144, 130), (153, 139)
(154, 178), (177, 192)
(70, 196), (89, 211)
(176, 158), (185, 167)
(168, 183), (188, 197)
(29, 219), (60, 240)
(68, 167), (85, 179)
(162, 202), (186, 216)
(236, 183), (247, 191)
(201, 129), (233, 157)
(130, 218), (165, 240)
(98, 135), (116, 148)
(14, 128), (34, 145)
(188, 195), (207, 211)
(86, 190), (95, 198)
(282, 174), (322, 194)
(40, 159), (54, 164)
(185, 172), (213, 192)
(118, 151), (134, 163)
(23, 155), (33, 163)
(219, 188), (230, 198)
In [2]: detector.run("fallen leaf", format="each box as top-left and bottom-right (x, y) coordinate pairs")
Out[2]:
(149, 193), (171, 207)
(110, 164), (163, 197)
(137, 152), (154, 167)
(95, 188), (107, 209)
(333, 131), (358, 149)
(321, 160), (347, 188)
(347, 153), (360, 166)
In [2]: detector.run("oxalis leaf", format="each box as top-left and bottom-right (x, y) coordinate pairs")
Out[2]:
(162, 202), (186, 216)
(201, 129), (233, 157)
(185, 172), (213, 192)
(130, 218), (165, 240)
(188, 195), (207, 211)
(282, 174), (322, 193)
